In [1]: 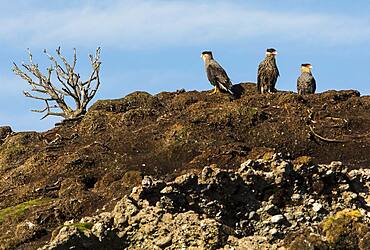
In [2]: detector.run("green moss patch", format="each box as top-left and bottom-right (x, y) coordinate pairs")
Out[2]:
(0, 198), (52, 223)
(322, 209), (363, 244)
(70, 222), (94, 232)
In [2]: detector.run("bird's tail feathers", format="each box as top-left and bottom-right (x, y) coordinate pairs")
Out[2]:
(220, 83), (235, 96)
(227, 87), (234, 96)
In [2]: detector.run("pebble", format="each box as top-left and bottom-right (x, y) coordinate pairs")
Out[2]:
(341, 167), (348, 174)
(271, 214), (285, 224)
(291, 193), (301, 201)
(265, 204), (280, 215)
(326, 170), (333, 175)
(248, 211), (258, 220)
(269, 228), (278, 236)
(284, 212), (294, 221)
(312, 203), (323, 212)
(339, 184), (349, 191)
(155, 234), (172, 248)
(160, 186), (173, 194)
(141, 176), (153, 188)
(240, 160), (258, 170)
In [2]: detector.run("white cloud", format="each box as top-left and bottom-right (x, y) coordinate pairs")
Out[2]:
(1, 0), (370, 49)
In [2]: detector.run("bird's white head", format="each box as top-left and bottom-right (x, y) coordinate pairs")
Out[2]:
(301, 63), (313, 73)
(266, 48), (278, 56)
(201, 51), (213, 61)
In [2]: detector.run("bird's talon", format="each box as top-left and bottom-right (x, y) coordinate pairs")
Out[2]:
(208, 87), (218, 95)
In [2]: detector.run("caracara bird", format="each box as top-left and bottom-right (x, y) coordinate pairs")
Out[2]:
(257, 48), (279, 93)
(201, 51), (234, 96)
(297, 63), (316, 95)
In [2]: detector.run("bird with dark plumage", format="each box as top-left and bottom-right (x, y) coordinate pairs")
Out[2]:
(201, 51), (234, 96)
(257, 48), (279, 94)
(297, 63), (316, 95)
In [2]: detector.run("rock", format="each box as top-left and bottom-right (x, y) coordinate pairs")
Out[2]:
(269, 228), (278, 236)
(339, 184), (350, 192)
(15, 220), (45, 243)
(265, 204), (280, 215)
(40, 153), (370, 250)
(290, 221), (298, 229)
(113, 196), (138, 230)
(271, 214), (285, 224)
(248, 211), (258, 220)
(325, 169), (333, 175)
(161, 213), (173, 223)
(41, 226), (98, 250)
(291, 193), (302, 201)
(312, 203), (323, 213)
(173, 173), (198, 187)
(240, 160), (258, 171)
(158, 196), (175, 210)
(342, 191), (357, 205)
(91, 212), (113, 240)
(329, 161), (343, 171)
(201, 166), (214, 180)
(142, 176), (153, 189)
(154, 234), (172, 248)
(160, 186), (173, 194)
(284, 212), (294, 221)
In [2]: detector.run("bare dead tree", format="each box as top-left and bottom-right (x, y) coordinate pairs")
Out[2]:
(12, 47), (101, 119)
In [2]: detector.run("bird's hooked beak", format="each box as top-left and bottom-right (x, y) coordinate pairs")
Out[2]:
(266, 51), (278, 56)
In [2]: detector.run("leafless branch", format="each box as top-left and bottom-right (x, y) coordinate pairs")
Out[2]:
(308, 125), (349, 143)
(13, 47), (101, 120)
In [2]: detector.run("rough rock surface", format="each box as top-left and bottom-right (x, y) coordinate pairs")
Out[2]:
(42, 154), (370, 249)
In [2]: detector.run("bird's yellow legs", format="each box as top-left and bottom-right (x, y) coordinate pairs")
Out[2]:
(209, 86), (219, 95)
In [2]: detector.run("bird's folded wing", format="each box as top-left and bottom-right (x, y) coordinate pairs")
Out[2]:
(207, 63), (232, 89)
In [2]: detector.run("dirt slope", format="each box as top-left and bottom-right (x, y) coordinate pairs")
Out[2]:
(0, 83), (369, 249)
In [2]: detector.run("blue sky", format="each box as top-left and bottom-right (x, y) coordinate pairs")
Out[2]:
(1, 0), (370, 131)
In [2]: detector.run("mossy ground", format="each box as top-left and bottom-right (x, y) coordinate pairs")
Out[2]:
(70, 222), (94, 232)
(287, 209), (369, 249)
(323, 209), (362, 231)
(0, 197), (53, 223)
(322, 209), (363, 244)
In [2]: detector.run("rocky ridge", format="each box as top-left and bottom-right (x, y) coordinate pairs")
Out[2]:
(0, 83), (369, 249)
(42, 153), (370, 249)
